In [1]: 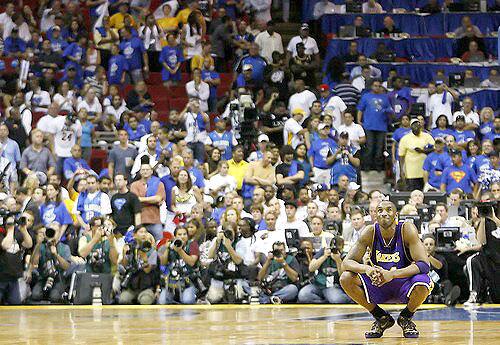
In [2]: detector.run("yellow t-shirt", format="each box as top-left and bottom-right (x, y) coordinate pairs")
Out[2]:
(227, 159), (249, 190)
(109, 13), (136, 30)
(63, 198), (78, 224)
(398, 132), (435, 179)
(176, 8), (192, 24)
(190, 54), (214, 71)
(157, 17), (179, 31)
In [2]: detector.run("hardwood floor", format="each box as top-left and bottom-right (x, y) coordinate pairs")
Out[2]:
(0, 304), (498, 344)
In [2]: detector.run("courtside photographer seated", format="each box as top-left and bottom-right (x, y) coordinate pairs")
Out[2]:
(464, 196), (500, 305)
(118, 225), (159, 305)
(298, 236), (351, 304)
(158, 226), (200, 305)
(30, 225), (71, 303)
(78, 216), (119, 274)
(257, 241), (300, 304)
(0, 212), (33, 304)
(206, 222), (246, 303)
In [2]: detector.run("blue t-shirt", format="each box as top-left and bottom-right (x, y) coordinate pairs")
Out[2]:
(63, 157), (94, 180)
(4, 37), (26, 54)
(208, 130), (235, 161)
(124, 125), (147, 142)
(422, 152), (452, 188)
(108, 54), (129, 85)
(159, 45), (184, 69)
(431, 127), (454, 140)
(483, 131), (500, 142)
(307, 137), (337, 169)
(49, 37), (68, 54)
(39, 202), (73, 226)
(239, 55), (267, 81)
(63, 42), (85, 70)
(453, 129), (476, 144)
(357, 92), (392, 132)
(388, 87), (412, 119)
(201, 70), (220, 99)
(479, 121), (493, 139)
(80, 121), (94, 148)
(470, 155), (492, 175)
(188, 167), (205, 188)
(330, 146), (359, 185)
(440, 164), (477, 194)
(392, 127), (411, 160)
(119, 37), (145, 70)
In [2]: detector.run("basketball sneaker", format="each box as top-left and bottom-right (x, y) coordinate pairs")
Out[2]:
(397, 315), (419, 338)
(464, 291), (479, 307)
(365, 314), (395, 338)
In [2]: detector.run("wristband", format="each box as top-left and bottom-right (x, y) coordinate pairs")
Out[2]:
(415, 260), (430, 274)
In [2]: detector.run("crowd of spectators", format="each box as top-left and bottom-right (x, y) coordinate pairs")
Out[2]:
(0, 0), (498, 306)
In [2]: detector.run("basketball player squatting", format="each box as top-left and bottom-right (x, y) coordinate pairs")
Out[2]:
(340, 201), (433, 338)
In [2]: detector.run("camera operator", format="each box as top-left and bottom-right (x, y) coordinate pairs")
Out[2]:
(206, 223), (245, 303)
(0, 214), (33, 304)
(30, 225), (71, 303)
(78, 216), (118, 274)
(465, 198), (500, 305)
(257, 241), (300, 304)
(119, 225), (159, 305)
(298, 236), (350, 303)
(158, 226), (200, 304)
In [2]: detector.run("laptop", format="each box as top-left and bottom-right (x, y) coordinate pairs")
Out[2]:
(464, 77), (481, 88)
(435, 227), (461, 252)
(410, 102), (426, 116)
(339, 25), (357, 38)
(399, 215), (422, 233)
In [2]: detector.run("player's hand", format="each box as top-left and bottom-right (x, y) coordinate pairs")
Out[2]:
(373, 268), (394, 287)
(366, 266), (382, 284)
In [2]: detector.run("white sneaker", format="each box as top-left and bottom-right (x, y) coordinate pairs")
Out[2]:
(464, 291), (479, 307)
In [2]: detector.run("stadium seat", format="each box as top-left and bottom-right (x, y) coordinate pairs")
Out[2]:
(169, 98), (188, 110)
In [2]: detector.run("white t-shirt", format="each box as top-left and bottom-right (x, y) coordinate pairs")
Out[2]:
(235, 236), (258, 266)
(184, 111), (208, 143)
(36, 115), (60, 134)
(352, 75), (366, 92)
(276, 218), (310, 238)
(452, 110), (480, 126)
(206, 173), (237, 196)
(323, 95), (347, 129)
(53, 91), (76, 113)
(428, 92), (454, 127)
(105, 104), (129, 121)
(25, 90), (51, 113)
(72, 190), (112, 216)
(287, 35), (319, 57)
(77, 97), (103, 117)
(283, 118), (304, 149)
(288, 90), (317, 119)
(337, 123), (366, 150)
(253, 229), (287, 255)
(53, 116), (82, 158)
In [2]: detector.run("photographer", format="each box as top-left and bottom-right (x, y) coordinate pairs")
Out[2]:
(206, 223), (245, 303)
(78, 216), (118, 274)
(465, 198), (500, 305)
(257, 241), (300, 304)
(118, 225), (159, 305)
(158, 226), (200, 304)
(0, 214), (33, 304)
(298, 236), (350, 303)
(30, 225), (71, 303)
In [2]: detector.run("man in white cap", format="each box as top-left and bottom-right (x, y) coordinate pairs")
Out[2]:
(308, 122), (337, 187)
(283, 108), (309, 149)
(249, 134), (270, 162)
(287, 23), (320, 66)
(399, 118), (435, 191)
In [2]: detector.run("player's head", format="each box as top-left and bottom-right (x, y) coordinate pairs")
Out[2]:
(375, 201), (398, 228)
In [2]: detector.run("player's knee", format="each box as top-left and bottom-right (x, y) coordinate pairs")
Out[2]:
(340, 271), (357, 289)
(411, 285), (430, 298)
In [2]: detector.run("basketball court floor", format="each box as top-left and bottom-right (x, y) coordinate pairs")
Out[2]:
(0, 304), (499, 344)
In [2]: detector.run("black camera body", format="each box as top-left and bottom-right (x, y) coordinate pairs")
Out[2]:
(272, 248), (282, 258)
(475, 200), (498, 218)
(171, 239), (183, 249)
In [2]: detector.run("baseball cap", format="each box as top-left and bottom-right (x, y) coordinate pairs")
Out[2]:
(348, 182), (361, 191)
(284, 200), (297, 208)
(52, 25), (61, 31)
(258, 134), (270, 142)
(318, 123), (330, 131)
(292, 108), (305, 116)
(434, 137), (445, 144)
(456, 115), (466, 122)
(318, 84), (330, 92)
(410, 118), (420, 126)
(242, 64), (253, 71)
(449, 149), (461, 156)
(316, 183), (329, 192)
(339, 131), (349, 138)
(301, 23), (309, 30)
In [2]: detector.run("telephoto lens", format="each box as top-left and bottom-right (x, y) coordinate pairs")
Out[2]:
(223, 229), (234, 241)
(171, 239), (183, 248)
(272, 249), (282, 258)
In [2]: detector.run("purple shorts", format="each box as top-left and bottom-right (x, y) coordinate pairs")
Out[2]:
(359, 273), (432, 304)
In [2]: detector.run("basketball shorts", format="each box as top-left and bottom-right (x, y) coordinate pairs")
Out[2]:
(359, 273), (433, 304)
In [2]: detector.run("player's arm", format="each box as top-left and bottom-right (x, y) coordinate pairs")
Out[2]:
(341, 225), (374, 274)
(393, 222), (429, 280)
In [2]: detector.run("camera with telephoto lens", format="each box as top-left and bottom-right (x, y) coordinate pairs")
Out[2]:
(89, 248), (106, 271)
(44, 227), (57, 243)
(139, 241), (152, 252)
(119, 242), (146, 288)
(42, 257), (58, 293)
(330, 237), (339, 254)
(475, 200), (498, 218)
(170, 239), (183, 249)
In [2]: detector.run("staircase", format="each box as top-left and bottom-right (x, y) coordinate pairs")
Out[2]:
(361, 171), (392, 195)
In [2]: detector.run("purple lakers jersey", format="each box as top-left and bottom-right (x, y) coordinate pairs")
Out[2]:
(371, 221), (412, 271)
